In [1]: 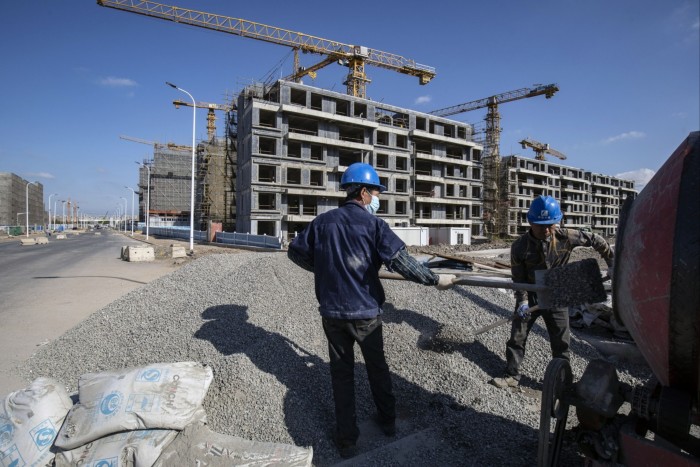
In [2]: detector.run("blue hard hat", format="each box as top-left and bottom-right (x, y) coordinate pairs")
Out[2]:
(527, 195), (563, 224)
(340, 163), (386, 192)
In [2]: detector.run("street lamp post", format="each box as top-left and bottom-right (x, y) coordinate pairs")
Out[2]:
(120, 197), (127, 233)
(53, 199), (59, 231)
(166, 81), (196, 254)
(135, 161), (151, 239)
(25, 181), (37, 237)
(125, 186), (136, 235)
(61, 200), (66, 231)
(48, 192), (58, 232)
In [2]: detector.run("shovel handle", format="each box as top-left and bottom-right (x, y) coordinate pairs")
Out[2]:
(471, 305), (542, 338)
(452, 276), (547, 293)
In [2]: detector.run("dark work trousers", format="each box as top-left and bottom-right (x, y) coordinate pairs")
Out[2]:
(322, 315), (396, 445)
(505, 307), (570, 378)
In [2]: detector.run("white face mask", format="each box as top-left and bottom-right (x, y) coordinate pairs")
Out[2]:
(365, 195), (380, 215)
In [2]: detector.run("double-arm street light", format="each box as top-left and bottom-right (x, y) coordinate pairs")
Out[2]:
(125, 186), (136, 235)
(135, 161), (151, 239)
(166, 81), (196, 254)
(25, 181), (37, 237)
(48, 192), (58, 231)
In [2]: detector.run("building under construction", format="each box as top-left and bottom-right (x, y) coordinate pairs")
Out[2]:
(135, 79), (634, 241)
(0, 172), (45, 230)
(135, 108), (237, 231)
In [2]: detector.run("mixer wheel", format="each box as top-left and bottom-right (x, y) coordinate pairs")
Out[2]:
(537, 358), (573, 467)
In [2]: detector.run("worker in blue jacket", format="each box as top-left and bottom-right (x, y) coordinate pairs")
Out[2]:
(288, 162), (455, 458)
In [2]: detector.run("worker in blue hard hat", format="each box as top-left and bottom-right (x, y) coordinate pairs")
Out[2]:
(491, 194), (615, 389)
(287, 162), (456, 458)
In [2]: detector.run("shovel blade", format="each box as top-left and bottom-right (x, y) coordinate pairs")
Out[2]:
(535, 258), (608, 309)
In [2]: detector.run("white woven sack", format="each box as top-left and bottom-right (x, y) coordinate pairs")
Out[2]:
(153, 423), (314, 467)
(55, 362), (213, 450)
(54, 429), (178, 467)
(0, 377), (73, 467)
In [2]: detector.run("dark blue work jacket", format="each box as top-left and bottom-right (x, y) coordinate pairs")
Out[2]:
(288, 200), (405, 319)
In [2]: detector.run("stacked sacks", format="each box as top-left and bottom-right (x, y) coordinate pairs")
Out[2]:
(53, 361), (212, 465)
(3, 362), (313, 467)
(54, 361), (212, 450)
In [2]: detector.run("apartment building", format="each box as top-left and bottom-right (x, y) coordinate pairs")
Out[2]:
(502, 155), (636, 237)
(0, 172), (44, 228)
(235, 80), (483, 240)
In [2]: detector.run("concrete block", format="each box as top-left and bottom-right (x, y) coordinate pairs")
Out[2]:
(124, 245), (155, 262)
(171, 245), (187, 258)
(56, 234), (67, 239)
(36, 237), (49, 244)
(20, 238), (36, 246)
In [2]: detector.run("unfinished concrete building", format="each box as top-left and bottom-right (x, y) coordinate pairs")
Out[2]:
(234, 80), (484, 240)
(0, 172), (45, 229)
(502, 155), (636, 237)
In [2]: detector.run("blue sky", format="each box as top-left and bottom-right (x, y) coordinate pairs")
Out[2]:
(1, 0), (697, 216)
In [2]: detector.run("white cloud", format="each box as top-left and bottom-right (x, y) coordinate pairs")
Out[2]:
(27, 172), (55, 179)
(414, 95), (431, 105)
(602, 131), (646, 144)
(693, 18), (700, 30)
(616, 168), (655, 192)
(99, 76), (138, 87)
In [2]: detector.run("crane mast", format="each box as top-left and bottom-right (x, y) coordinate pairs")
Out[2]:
(97, 0), (436, 98)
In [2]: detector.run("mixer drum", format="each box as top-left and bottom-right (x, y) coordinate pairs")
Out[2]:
(614, 132), (699, 397)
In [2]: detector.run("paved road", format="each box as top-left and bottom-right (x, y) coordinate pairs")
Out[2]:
(0, 230), (180, 396)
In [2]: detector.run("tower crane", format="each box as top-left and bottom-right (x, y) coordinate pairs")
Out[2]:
(172, 100), (234, 142)
(520, 138), (567, 161)
(96, 0), (436, 98)
(429, 83), (559, 238)
(429, 83), (559, 159)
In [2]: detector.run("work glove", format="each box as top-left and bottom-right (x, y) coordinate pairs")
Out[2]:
(515, 302), (530, 320)
(435, 274), (456, 291)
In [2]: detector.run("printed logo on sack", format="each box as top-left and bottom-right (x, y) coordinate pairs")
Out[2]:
(0, 444), (24, 467)
(0, 421), (13, 448)
(30, 420), (56, 449)
(99, 391), (123, 416)
(137, 368), (162, 382)
(92, 457), (118, 467)
(126, 394), (156, 413)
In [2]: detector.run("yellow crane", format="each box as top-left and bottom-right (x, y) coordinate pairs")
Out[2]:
(172, 100), (234, 141)
(96, 0), (436, 98)
(119, 134), (191, 151)
(430, 83), (559, 160)
(520, 138), (567, 161)
(429, 83), (559, 238)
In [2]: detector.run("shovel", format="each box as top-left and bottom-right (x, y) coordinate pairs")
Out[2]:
(431, 259), (608, 346)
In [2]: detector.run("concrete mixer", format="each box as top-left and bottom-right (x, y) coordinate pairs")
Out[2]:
(537, 132), (700, 466)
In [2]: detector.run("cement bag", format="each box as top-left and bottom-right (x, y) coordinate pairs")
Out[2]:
(55, 362), (213, 450)
(0, 377), (73, 467)
(54, 429), (178, 467)
(153, 423), (313, 467)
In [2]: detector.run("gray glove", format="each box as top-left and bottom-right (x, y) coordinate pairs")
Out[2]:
(515, 302), (530, 320)
(435, 274), (456, 290)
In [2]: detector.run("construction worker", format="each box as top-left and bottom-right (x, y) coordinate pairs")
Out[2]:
(287, 162), (456, 458)
(491, 194), (614, 389)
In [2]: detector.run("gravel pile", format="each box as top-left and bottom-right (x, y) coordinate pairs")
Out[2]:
(23, 251), (650, 466)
